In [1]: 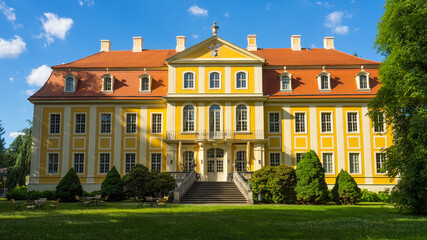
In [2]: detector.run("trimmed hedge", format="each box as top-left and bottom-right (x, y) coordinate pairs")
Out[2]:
(6, 186), (27, 200)
(101, 166), (124, 201)
(56, 168), (83, 202)
(332, 170), (361, 204)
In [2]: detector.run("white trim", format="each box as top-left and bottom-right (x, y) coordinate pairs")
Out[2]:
(294, 136), (308, 149)
(99, 112), (112, 135)
(87, 105), (96, 183)
(348, 151), (362, 175)
(101, 73), (115, 93)
(225, 66), (231, 93)
(149, 152), (163, 171)
(166, 102), (175, 132)
(254, 102), (264, 139)
(73, 112), (87, 135)
(124, 137), (137, 150)
(320, 136), (335, 149)
(168, 65), (175, 94)
(321, 151), (335, 175)
(63, 73), (78, 93)
(294, 111), (307, 134)
(182, 71), (196, 90)
(72, 152), (86, 175)
(123, 152), (138, 174)
(268, 111), (281, 134)
(124, 112), (138, 135)
(269, 151), (282, 166)
(234, 102), (251, 132)
(374, 151), (387, 175)
(61, 106), (71, 177)
(150, 112), (163, 135)
(149, 137), (163, 150)
(47, 137), (60, 150)
(309, 106), (318, 153)
(283, 106), (292, 166)
(347, 136), (361, 149)
(181, 103), (197, 133)
(268, 136), (282, 149)
(345, 111), (360, 134)
(98, 137), (111, 150)
(207, 70), (222, 90)
(319, 111), (334, 134)
(30, 105), (42, 183)
(207, 102), (224, 133)
(198, 66), (205, 93)
(98, 152), (111, 175)
(254, 64), (263, 94)
(113, 106), (122, 173)
(48, 112), (62, 135)
(373, 136), (388, 150)
(138, 73), (152, 93)
(362, 104), (373, 183)
(355, 69), (371, 91)
(336, 105), (345, 172)
(72, 137), (86, 150)
(46, 152), (60, 175)
(235, 70), (249, 90)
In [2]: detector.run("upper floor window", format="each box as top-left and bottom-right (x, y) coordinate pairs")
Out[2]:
(347, 112), (359, 133)
(100, 113), (112, 134)
(209, 72), (221, 89)
(355, 66), (371, 90)
(63, 73), (77, 93)
(75, 113), (86, 134)
(49, 113), (61, 134)
(183, 72), (195, 90)
(269, 112), (280, 133)
(295, 112), (306, 133)
(139, 71), (152, 92)
(151, 113), (162, 134)
(317, 66), (331, 91)
(376, 153), (386, 174)
(236, 104), (248, 132)
(236, 72), (247, 89)
(101, 72), (114, 93)
(126, 113), (137, 134)
(279, 66), (292, 91)
(321, 112), (333, 133)
(183, 105), (195, 132)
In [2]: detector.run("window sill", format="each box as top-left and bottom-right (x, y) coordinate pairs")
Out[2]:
(280, 89), (293, 92)
(139, 90), (152, 93)
(319, 89), (332, 92)
(357, 88), (371, 91)
(101, 91), (114, 93)
(63, 91), (76, 93)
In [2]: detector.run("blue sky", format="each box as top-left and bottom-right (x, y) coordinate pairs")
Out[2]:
(0, 0), (385, 146)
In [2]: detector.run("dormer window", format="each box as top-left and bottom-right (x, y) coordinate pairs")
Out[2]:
(63, 73), (77, 93)
(139, 71), (152, 93)
(317, 66), (331, 91)
(279, 66), (293, 92)
(101, 71), (114, 93)
(355, 66), (371, 91)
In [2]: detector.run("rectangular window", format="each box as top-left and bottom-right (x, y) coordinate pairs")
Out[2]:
(100, 113), (112, 134)
(322, 153), (334, 174)
(126, 113), (137, 134)
(152, 114), (162, 134)
(321, 112), (332, 133)
(295, 112), (306, 133)
(376, 153), (386, 174)
(321, 76), (329, 89)
(236, 72), (247, 89)
(48, 153), (59, 174)
(349, 153), (360, 174)
(151, 153), (161, 171)
(270, 153), (281, 167)
(125, 153), (136, 173)
(347, 112), (358, 133)
(296, 153), (304, 166)
(74, 153), (85, 174)
(75, 114), (86, 134)
(374, 114), (385, 133)
(269, 113), (280, 133)
(99, 153), (110, 173)
(359, 75), (368, 89)
(49, 114), (61, 134)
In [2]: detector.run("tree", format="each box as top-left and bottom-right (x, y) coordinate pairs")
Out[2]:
(101, 166), (124, 201)
(295, 150), (329, 204)
(268, 164), (297, 204)
(332, 170), (361, 205)
(151, 172), (176, 198)
(123, 164), (153, 199)
(369, 0), (427, 214)
(250, 165), (275, 202)
(0, 120), (5, 167)
(56, 168), (83, 202)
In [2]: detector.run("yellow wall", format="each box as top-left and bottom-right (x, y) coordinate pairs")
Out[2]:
(95, 107), (115, 183)
(176, 67), (199, 94)
(69, 107), (90, 183)
(291, 106), (311, 167)
(147, 106), (167, 172)
(317, 107), (338, 184)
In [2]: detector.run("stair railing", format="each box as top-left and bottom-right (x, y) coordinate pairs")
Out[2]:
(233, 171), (254, 204)
(173, 170), (196, 203)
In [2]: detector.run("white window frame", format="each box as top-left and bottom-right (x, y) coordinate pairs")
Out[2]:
(235, 71), (248, 90)
(234, 103), (250, 133)
(317, 68), (332, 91)
(124, 152), (137, 173)
(150, 152), (162, 172)
(321, 152), (335, 175)
(279, 70), (293, 92)
(183, 150), (196, 172)
(234, 150), (247, 172)
(98, 152), (111, 174)
(151, 112), (163, 134)
(375, 152), (387, 175)
(73, 152), (85, 175)
(182, 71), (196, 90)
(74, 112), (87, 135)
(46, 152), (60, 175)
(208, 103), (223, 133)
(99, 112), (112, 135)
(320, 111), (334, 134)
(355, 67), (371, 91)
(101, 73), (115, 93)
(348, 152), (362, 174)
(268, 111), (281, 134)
(346, 111), (360, 134)
(63, 73), (78, 93)
(208, 71), (222, 90)
(373, 114), (386, 134)
(125, 112), (138, 135)
(48, 112), (62, 135)
(181, 103), (197, 133)
(139, 73), (152, 93)
(294, 111), (307, 134)
(295, 152), (305, 166)
(269, 152), (282, 167)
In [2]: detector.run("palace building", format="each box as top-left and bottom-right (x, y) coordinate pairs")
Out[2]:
(28, 23), (394, 193)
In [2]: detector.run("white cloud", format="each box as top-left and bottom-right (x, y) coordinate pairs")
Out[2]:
(9, 77), (13, 82)
(188, 5), (208, 16)
(225, 12), (229, 18)
(9, 132), (24, 138)
(324, 11), (351, 35)
(266, 2), (271, 10)
(78, 0), (94, 6)
(25, 89), (36, 96)
(0, 35), (26, 58)
(310, 44), (317, 48)
(26, 65), (52, 87)
(0, 1), (15, 21)
(38, 12), (73, 44)
(192, 34), (199, 39)
(316, 1), (334, 7)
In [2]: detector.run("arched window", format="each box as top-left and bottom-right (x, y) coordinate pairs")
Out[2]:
(209, 105), (221, 137)
(183, 151), (195, 172)
(236, 104), (248, 132)
(317, 66), (331, 91)
(65, 77), (74, 92)
(281, 75), (291, 90)
(236, 72), (247, 89)
(356, 66), (370, 90)
(104, 77), (112, 91)
(359, 75), (368, 89)
(101, 73), (114, 93)
(184, 72), (195, 89)
(139, 72), (152, 92)
(209, 72), (220, 89)
(320, 75), (329, 89)
(183, 105), (195, 132)
(235, 151), (247, 172)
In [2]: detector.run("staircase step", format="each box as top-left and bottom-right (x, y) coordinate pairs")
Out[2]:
(180, 181), (248, 204)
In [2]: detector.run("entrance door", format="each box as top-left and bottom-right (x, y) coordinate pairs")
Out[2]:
(206, 148), (225, 181)
(209, 105), (221, 139)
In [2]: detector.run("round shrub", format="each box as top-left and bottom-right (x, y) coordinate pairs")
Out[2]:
(361, 189), (379, 202)
(27, 190), (41, 200)
(378, 191), (390, 203)
(268, 164), (297, 204)
(56, 168), (83, 202)
(332, 170), (361, 204)
(295, 150), (329, 204)
(101, 166), (124, 201)
(151, 172), (176, 198)
(6, 186), (27, 200)
(123, 164), (153, 199)
(250, 165), (274, 203)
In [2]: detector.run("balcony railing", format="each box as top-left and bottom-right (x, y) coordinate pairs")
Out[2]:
(165, 130), (264, 141)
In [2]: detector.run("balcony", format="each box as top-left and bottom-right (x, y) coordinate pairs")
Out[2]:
(165, 130), (265, 142)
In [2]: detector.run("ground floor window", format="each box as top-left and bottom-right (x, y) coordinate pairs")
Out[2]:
(322, 153), (334, 174)
(376, 153), (386, 174)
(48, 153), (59, 174)
(295, 153), (304, 166)
(151, 153), (162, 172)
(235, 151), (247, 172)
(125, 153), (136, 173)
(74, 153), (85, 174)
(270, 153), (281, 167)
(183, 151), (194, 172)
(349, 153), (360, 174)
(99, 153), (110, 173)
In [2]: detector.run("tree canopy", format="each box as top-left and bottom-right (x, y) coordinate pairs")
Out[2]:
(0, 120), (6, 168)
(370, 0), (427, 214)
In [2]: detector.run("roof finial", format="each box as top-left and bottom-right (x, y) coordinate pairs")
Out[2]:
(211, 22), (219, 36)
(283, 66), (287, 72)
(68, 68), (72, 73)
(144, 68), (147, 73)
(361, 65), (364, 71)
(322, 66), (326, 71)
(106, 68), (109, 73)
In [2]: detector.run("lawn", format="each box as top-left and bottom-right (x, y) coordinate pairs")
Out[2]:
(0, 201), (426, 240)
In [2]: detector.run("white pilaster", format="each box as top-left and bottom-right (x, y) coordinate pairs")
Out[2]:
(199, 102), (205, 133)
(113, 106), (122, 173)
(198, 143), (205, 181)
(29, 105), (42, 184)
(61, 106), (71, 177)
(362, 104), (373, 183)
(225, 65), (231, 93)
(255, 102), (264, 139)
(283, 106), (292, 166)
(254, 64), (263, 94)
(309, 105), (318, 153)
(336, 104), (345, 172)
(166, 144), (177, 172)
(254, 143), (265, 170)
(168, 65), (176, 94)
(86, 105), (97, 183)
(225, 102), (232, 132)
(140, 105), (147, 166)
(166, 102), (175, 133)
(199, 66), (205, 93)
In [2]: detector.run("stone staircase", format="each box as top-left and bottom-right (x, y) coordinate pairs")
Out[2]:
(180, 181), (247, 204)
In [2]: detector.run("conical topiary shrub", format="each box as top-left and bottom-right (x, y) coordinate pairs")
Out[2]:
(56, 168), (83, 202)
(332, 169), (361, 204)
(295, 150), (329, 204)
(101, 166), (124, 201)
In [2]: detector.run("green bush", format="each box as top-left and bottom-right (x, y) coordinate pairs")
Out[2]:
(295, 150), (329, 204)
(361, 189), (379, 202)
(101, 166), (124, 201)
(151, 172), (176, 198)
(123, 164), (154, 199)
(27, 190), (41, 200)
(56, 168), (83, 202)
(378, 191), (390, 203)
(250, 165), (274, 203)
(6, 186), (27, 200)
(332, 170), (361, 204)
(268, 165), (297, 204)
(40, 190), (57, 200)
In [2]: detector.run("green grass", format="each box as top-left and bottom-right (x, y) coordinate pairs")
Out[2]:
(0, 201), (426, 240)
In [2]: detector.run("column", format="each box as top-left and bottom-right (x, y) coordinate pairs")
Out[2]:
(283, 106), (292, 166)
(309, 105), (318, 153)
(113, 106), (122, 173)
(362, 104), (373, 184)
(225, 65), (231, 93)
(336, 104), (345, 171)
(61, 106), (71, 177)
(140, 105), (147, 166)
(86, 105), (97, 183)
(198, 142), (205, 181)
(255, 102), (265, 139)
(29, 105), (43, 184)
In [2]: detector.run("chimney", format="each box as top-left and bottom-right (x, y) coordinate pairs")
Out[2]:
(176, 36), (186, 52)
(247, 34), (257, 51)
(291, 35), (301, 51)
(323, 37), (334, 49)
(100, 40), (111, 52)
(133, 37), (143, 52)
